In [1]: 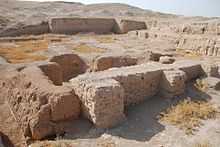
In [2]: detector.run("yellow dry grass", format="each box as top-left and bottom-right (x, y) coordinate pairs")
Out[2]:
(96, 36), (115, 44)
(0, 34), (71, 63)
(73, 43), (105, 54)
(0, 39), (48, 63)
(159, 99), (218, 135)
(176, 48), (202, 60)
(78, 34), (115, 44)
(194, 79), (208, 92)
(194, 142), (212, 147)
(97, 139), (116, 147)
(31, 141), (77, 147)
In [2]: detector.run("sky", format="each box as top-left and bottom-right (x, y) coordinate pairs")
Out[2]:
(20, 0), (220, 17)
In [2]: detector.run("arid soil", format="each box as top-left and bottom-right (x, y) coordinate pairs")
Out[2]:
(0, 1), (220, 147)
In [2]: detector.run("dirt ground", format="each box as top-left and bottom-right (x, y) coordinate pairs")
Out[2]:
(0, 33), (220, 147)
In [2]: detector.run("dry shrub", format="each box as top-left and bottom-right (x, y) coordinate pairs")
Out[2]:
(176, 48), (202, 60)
(160, 99), (218, 135)
(31, 141), (76, 147)
(194, 141), (212, 147)
(194, 79), (208, 92)
(97, 139), (116, 147)
(96, 36), (115, 44)
(73, 43), (105, 53)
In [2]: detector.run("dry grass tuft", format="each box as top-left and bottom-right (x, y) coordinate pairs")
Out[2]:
(159, 99), (218, 135)
(31, 141), (77, 147)
(194, 141), (212, 147)
(176, 48), (202, 60)
(194, 79), (208, 92)
(96, 36), (115, 44)
(97, 139), (116, 147)
(73, 43), (105, 54)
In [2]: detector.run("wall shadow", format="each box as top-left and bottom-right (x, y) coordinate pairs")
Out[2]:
(59, 81), (213, 142)
(0, 132), (15, 147)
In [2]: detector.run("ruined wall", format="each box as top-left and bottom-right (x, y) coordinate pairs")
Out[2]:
(0, 18), (148, 37)
(177, 36), (220, 56)
(49, 53), (88, 81)
(50, 18), (118, 34)
(118, 19), (147, 33)
(70, 61), (204, 128)
(2, 66), (80, 140)
(92, 55), (138, 71)
(0, 21), (50, 37)
(179, 22), (220, 35)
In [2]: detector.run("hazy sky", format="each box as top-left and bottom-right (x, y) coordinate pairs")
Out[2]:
(21, 0), (220, 17)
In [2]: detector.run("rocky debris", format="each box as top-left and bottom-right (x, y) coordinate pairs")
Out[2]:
(49, 53), (87, 81)
(159, 56), (175, 64)
(160, 69), (186, 98)
(92, 54), (138, 71)
(204, 77), (220, 90)
(144, 51), (173, 62)
(128, 30), (149, 39)
(2, 66), (80, 140)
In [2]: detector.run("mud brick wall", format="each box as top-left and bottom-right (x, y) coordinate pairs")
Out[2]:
(2, 66), (80, 140)
(49, 53), (88, 81)
(119, 19), (147, 33)
(160, 69), (186, 98)
(50, 18), (118, 34)
(0, 21), (50, 37)
(173, 60), (204, 81)
(92, 55), (138, 71)
(70, 61), (204, 128)
(72, 79), (125, 128)
(176, 36), (220, 56)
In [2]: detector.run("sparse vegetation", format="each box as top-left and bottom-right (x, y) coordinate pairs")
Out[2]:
(96, 36), (115, 44)
(159, 99), (218, 135)
(194, 141), (212, 147)
(30, 141), (77, 147)
(176, 48), (202, 60)
(73, 43), (105, 53)
(97, 139), (116, 147)
(0, 35), (71, 63)
(194, 79), (208, 92)
(0, 39), (48, 63)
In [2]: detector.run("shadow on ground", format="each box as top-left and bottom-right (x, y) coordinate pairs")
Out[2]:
(62, 82), (212, 142)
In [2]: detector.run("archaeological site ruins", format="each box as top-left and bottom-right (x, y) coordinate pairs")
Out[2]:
(0, 1), (220, 146)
